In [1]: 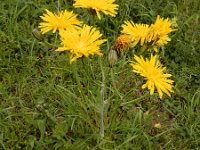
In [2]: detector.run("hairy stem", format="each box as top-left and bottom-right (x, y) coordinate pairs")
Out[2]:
(99, 58), (105, 138)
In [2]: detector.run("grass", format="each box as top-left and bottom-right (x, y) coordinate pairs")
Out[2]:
(0, 0), (200, 149)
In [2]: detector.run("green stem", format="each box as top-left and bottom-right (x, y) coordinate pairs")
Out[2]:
(121, 93), (148, 106)
(98, 58), (105, 138)
(54, 31), (58, 46)
(110, 68), (123, 99)
(57, 0), (60, 12)
(38, 40), (54, 48)
(72, 62), (81, 87)
(30, 40), (36, 63)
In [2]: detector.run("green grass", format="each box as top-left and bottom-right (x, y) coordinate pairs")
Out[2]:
(0, 0), (200, 149)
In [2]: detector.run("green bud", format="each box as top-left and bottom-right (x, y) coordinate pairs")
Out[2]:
(108, 49), (118, 67)
(32, 28), (44, 41)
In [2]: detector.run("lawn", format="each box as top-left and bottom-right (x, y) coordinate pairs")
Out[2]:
(0, 0), (200, 149)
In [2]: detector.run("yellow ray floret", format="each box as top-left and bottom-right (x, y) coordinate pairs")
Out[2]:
(39, 9), (81, 34)
(73, 0), (118, 19)
(130, 55), (174, 99)
(56, 25), (107, 63)
(121, 21), (150, 47)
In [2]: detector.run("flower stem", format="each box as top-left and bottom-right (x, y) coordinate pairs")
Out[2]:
(57, 0), (60, 12)
(110, 68), (123, 99)
(72, 62), (81, 87)
(98, 58), (105, 138)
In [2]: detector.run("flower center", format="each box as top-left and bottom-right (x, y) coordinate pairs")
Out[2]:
(77, 39), (87, 51)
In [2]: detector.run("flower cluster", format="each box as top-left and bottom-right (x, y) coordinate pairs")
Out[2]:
(36, 0), (176, 99)
(38, 0), (118, 64)
(121, 15), (175, 52)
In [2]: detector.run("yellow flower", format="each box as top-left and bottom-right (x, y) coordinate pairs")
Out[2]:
(73, 0), (118, 19)
(154, 123), (162, 129)
(39, 9), (81, 34)
(130, 55), (174, 99)
(114, 34), (132, 54)
(147, 15), (175, 46)
(56, 25), (107, 63)
(121, 21), (150, 47)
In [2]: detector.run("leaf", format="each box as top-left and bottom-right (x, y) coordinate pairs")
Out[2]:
(37, 119), (46, 141)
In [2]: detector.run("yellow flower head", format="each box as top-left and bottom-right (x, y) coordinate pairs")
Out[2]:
(147, 15), (175, 46)
(39, 9), (81, 34)
(73, 0), (118, 19)
(114, 34), (132, 54)
(154, 123), (162, 129)
(121, 21), (150, 47)
(130, 55), (174, 99)
(56, 25), (107, 63)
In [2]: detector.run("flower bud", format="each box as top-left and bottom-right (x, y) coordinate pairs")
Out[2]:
(114, 34), (132, 56)
(32, 28), (44, 41)
(108, 49), (118, 67)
